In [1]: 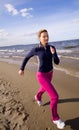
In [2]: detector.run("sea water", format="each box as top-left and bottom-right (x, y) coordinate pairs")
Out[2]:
(0, 39), (79, 77)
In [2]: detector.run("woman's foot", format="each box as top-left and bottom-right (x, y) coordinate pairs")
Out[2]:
(35, 95), (43, 106)
(53, 119), (65, 129)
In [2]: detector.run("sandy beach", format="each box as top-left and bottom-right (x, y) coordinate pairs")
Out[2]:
(0, 61), (79, 130)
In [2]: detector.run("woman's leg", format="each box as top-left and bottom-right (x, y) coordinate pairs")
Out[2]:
(35, 73), (46, 101)
(35, 71), (53, 101)
(35, 86), (45, 101)
(36, 72), (59, 121)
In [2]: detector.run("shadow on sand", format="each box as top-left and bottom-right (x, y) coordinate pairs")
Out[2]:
(43, 98), (79, 130)
(65, 117), (79, 130)
(43, 98), (79, 106)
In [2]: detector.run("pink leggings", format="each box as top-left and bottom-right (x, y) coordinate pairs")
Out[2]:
(36, 71), (59, 121)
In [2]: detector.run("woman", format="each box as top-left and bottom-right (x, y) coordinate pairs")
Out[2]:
(18, 29), (65, 129)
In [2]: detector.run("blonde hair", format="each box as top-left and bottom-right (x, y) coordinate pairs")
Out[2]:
(37, 29), (48, 38)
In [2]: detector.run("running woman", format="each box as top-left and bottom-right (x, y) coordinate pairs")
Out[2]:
(18, 29), (65, 129)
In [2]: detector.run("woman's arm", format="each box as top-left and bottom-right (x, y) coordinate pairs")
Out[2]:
(50, 46), (60, 65)
(20, 47), (36, 71)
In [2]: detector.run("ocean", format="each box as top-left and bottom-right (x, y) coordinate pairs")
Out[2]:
(0, 39), (79, 77)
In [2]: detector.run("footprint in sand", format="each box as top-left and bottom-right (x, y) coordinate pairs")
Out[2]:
(0, 78), (29, 130)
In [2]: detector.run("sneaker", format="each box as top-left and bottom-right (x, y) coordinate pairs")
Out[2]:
(35, 95), (43, 106)
(53, 119), (65, 129)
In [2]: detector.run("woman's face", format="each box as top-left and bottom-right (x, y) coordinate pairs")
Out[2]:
(39, 32), (49, 46)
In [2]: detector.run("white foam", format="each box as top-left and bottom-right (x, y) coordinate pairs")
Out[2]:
(59, 55), (79, 60)
(16, 50), (24, 53)
(54, 67), (79, 78)
(8, 50), (16, 53)
(57, 49), (73, 53)
(0, 49), (8, 52)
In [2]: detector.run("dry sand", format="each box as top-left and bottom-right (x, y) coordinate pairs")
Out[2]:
(0, 61), (79, 130)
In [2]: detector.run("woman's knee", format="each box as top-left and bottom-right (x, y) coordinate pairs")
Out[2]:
(51, 93), (59, 101)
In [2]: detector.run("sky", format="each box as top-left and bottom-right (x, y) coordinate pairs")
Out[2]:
(0, 0), (79, 46)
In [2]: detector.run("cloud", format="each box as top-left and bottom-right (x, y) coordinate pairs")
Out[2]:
(5, 4), (19, 16)
(0, 28), (37, 46)
(20, 32), (37, 38)
(20, 8), (33, 18)
(4, 3), (33, 18)
(0, 29), (9, 39)
(72, 18), (79, 24)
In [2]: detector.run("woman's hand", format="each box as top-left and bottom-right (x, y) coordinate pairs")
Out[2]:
(50, 46), (55, 54)
(18, 70), (24, 76)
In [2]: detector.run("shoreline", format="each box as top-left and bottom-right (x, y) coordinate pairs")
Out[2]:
(0, 56), (79, 78)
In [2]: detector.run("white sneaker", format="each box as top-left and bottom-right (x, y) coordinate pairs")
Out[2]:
(53, 119), (65, 129)
(35, 95), (43, 106)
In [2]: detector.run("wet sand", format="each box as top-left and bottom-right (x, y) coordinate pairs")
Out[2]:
(0, 61), (79, 130)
